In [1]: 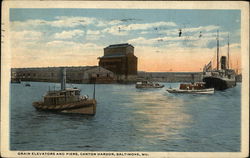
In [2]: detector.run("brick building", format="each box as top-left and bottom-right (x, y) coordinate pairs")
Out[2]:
(98, 43), (137, 80)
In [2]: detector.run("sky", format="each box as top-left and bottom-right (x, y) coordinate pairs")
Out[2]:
(9, 9), (241, 72)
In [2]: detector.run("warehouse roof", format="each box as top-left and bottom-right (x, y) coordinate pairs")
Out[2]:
(105, 43), (134, 49)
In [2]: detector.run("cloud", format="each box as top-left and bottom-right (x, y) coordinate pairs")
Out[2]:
(81, 43), (103, 49)
(85, 30), (103, 40)
(86, 30), (101, 35)
(160, 25), (221, 36)
(10, 19), (48, 30)
(102, 21), (177, 36)
(85, 35), (101, 41)
(10, 30), (43, 41)
(128, 36), (187, 46)
(50, 16), (96, 28)
(230, 43), (241, 48)
(128, 37), (156, 45)
(11, 16), (124, 31)
(220, 43), (241, 50)
(47, 40), (76, 47)
(183, 25), (220, 33)
(128, 36), (196, 46)
(10, 16), (96, 30)
(127, 21), (177, 30)
(140, 31), (149, 34)
(54, 29), (84, 39)
(127, 26), (231, 49)
(10, 30), (44, 49)
(9, 40), (104, 67)
(102, 26), (128, 36)
(11, 46), (101, 68)
(127, 33), (221, 49)
(46, 40), (103, 50)
(96, 19), (122, 27)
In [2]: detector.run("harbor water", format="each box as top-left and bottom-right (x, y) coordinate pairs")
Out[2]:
(10, 82), (241, 152)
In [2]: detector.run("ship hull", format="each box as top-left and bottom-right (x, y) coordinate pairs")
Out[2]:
(136, 85), (164, 88)
(203, 76), (236, 90)
(32, 99), (96, 115)
(166, 88), (214, 94)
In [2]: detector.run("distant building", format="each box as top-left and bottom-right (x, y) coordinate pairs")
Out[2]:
(98, 43), (137, 81)
(11, 66), (115, 84)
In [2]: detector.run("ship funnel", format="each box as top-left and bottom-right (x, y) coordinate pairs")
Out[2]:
(61, 67), (66, 90)
(221, 56), (227, 70)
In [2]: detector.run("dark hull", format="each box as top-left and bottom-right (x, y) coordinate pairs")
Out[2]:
(32, 99), (96, 115)
(203, 76), (236, 90)
(136, 85), (164, 88)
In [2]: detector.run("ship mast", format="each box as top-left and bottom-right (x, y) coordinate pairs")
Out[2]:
(227, 33), (230, 69)
(216, 30), (219, 70)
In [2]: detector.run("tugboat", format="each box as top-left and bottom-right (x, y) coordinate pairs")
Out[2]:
(32, 68), (97, 115)
(166, 82), (214, 94)
(135, 80), (164, 88)
(202, 31), (236, 90)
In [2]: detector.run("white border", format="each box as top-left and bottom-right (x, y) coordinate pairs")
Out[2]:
(1, 1), (249, 158)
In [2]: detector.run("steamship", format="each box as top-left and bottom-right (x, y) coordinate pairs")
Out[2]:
(202, 31), (236, 90)
(32, 68), (97, 115)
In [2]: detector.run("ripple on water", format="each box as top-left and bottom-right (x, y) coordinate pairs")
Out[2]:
(10, 82), (241, 152)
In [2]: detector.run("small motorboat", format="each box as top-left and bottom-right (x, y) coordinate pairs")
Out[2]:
(136, 81), (164, 88)
(25, 83), (31, 87)
(166, 82), (214, 94)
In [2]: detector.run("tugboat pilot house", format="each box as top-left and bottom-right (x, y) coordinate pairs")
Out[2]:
(44, 88), (81, 106)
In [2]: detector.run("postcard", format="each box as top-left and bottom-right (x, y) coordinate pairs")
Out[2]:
(1, 1), (249, 158)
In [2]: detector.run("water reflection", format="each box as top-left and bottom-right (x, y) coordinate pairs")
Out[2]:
(127, 89), (192, 140)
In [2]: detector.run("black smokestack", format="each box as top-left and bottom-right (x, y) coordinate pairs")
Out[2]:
(221, 56), (227, 70)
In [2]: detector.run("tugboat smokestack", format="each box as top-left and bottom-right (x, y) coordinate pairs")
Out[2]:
(61, 67), (66, 90)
